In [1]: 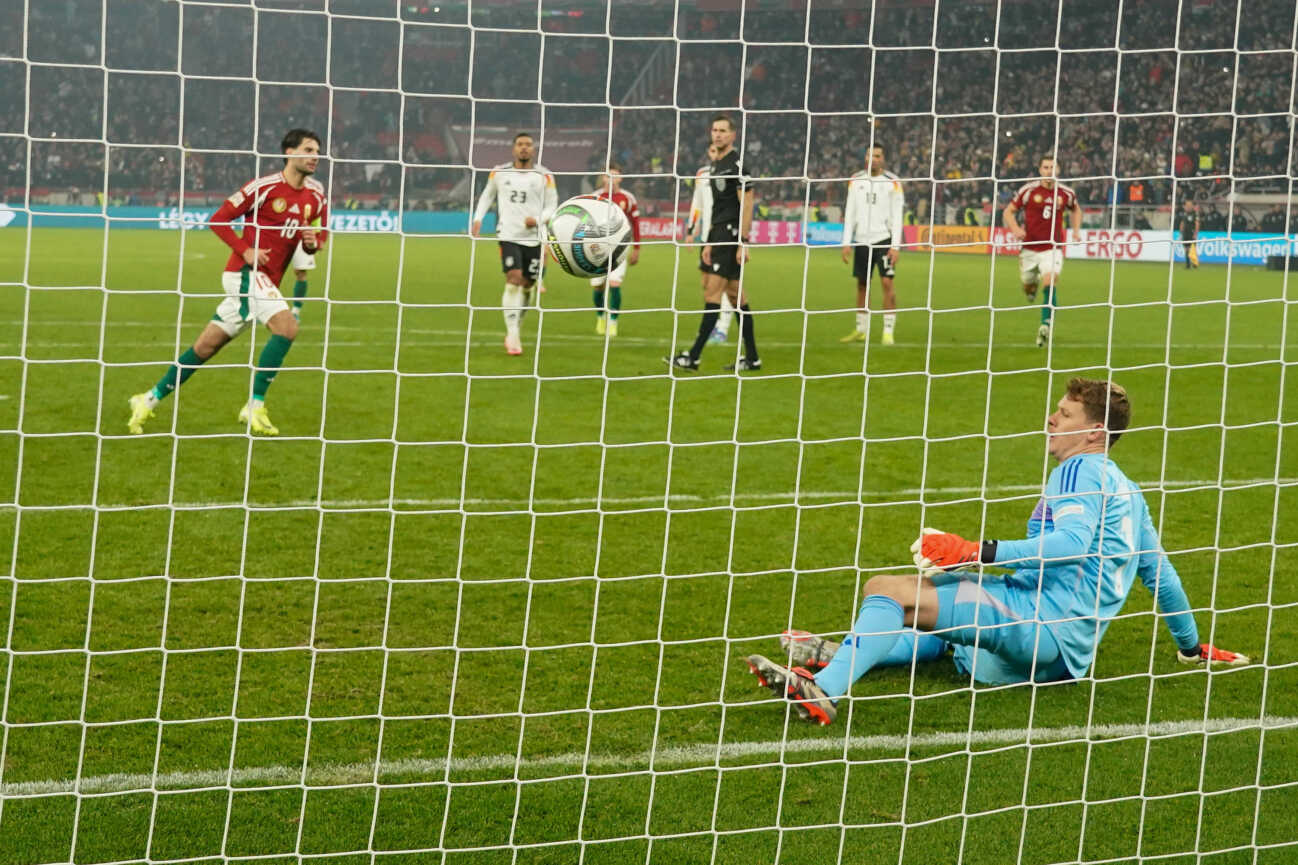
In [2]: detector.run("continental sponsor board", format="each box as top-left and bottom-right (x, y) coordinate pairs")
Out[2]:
(904, 224), (990, 254)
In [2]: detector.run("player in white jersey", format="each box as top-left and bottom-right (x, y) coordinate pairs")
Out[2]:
(685, 144), (734, 343)
(840, 144), (904, 345)
(472, 132), (558, 356)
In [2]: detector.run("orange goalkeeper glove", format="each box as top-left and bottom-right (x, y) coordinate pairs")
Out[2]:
(911, 528), (982, 577)
(1176, 643), (1250, 666)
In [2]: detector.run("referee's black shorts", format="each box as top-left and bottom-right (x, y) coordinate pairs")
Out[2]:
(853, 241), (896, 281)
(705, 224), (742, 280)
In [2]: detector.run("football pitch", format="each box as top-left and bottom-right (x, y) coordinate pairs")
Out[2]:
(0, 227), (1295, 864)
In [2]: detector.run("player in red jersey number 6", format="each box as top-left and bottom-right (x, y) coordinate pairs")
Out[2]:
(1003, 155), (1082, 348)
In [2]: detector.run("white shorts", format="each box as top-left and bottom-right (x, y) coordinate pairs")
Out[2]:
(1019, 248), (1063, 285)
(589, 257), (628, 287)
(289, 242), (317, 272)
(212, 269), (290, 337)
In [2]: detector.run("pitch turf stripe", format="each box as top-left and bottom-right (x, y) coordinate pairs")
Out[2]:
(2, 715), (1292, 797)
(77, 477), (1298, 511)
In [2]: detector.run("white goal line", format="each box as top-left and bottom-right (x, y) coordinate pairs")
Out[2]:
(3, 715), (1292, 799)
(61, 477), (1295, 513)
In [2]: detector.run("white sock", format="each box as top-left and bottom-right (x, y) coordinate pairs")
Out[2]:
(883, 313), (896, 335)
(855, 311), (867, 332)
(717, 293), (734, 334)
(503, 283), (523, 335)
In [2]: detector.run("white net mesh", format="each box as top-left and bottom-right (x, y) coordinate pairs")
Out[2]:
(1, 1), (1295, 863)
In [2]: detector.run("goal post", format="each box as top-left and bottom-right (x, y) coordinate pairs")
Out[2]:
(1, 2), (1295, 864)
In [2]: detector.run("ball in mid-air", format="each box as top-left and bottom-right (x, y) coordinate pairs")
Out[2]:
(546, 196), (632, 277)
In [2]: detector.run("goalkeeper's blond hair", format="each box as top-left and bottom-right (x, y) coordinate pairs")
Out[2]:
(1067, 377), (1130, 447)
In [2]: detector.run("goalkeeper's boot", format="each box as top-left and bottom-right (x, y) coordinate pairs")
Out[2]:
(127, 392), (157, 435)
(596, 315), (606, 336)
(606, 319), (618, 337)
(839, 329), (866, 343)
(1035, 323), (1051, 348)
(881, 330), (895, 346)
(1177, 644), (1250, 666)
(505, 332), (523, 356)
(724, 357), (762, 372)
(709, 327), (728, 344)
(238, 402), (280, 436)
(666, 352), (699, 371)
(779, 630), (841, 671)
(744, 655), (837, 726)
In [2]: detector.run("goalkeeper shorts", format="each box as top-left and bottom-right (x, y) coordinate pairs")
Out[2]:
(934, 579), (1070, 685)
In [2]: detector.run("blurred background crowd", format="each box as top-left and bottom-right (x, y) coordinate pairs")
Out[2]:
(2, 0), (1294, 230)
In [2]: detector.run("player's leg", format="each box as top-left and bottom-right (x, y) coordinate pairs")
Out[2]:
(1037, 251), (1062, 347)
(675, 275), (725, 368)
(590, 274), (607, 334)
(604, 258), (627, 336)
(877, 248), (898, 345)
(780, 627), (948, 671)
(1019, 250), (1040, 303)
(810, 572), (942, 699)
(128, 321), (234, 434)
(841, 246), (870, 342)
(290, 240), (315, 320)
(724, 279), (760, 371)
(713, 290), (734, 342)
(238, 273), (298, 435)
(747, 573), (945, 726)
(498, 243), (527, 355)
(129, 271), (253, 434)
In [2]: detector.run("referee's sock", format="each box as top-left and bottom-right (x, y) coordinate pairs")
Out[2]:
(689, 303), (721, 360)
(739, 304), (758, 361)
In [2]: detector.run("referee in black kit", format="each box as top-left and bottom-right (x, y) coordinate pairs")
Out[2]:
(668, 113), (762, 372)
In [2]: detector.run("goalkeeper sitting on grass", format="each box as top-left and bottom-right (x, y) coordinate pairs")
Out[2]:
(746, 378), (1249, 726)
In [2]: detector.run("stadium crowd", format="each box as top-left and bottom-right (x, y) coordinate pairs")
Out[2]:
(2, 0), (1294, 228)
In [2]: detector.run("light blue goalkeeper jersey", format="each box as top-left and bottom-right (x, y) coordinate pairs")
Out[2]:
(990, 452), (1200, 678)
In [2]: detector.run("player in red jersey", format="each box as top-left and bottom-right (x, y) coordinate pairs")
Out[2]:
(1003, 155), (1082, 347)
(128, 129), (328, 436)
(589, 163), (641, 337)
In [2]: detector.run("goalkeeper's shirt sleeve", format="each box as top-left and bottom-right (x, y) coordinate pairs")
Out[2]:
(1135, 505), (1200, 651)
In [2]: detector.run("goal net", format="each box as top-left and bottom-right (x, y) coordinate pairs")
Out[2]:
(1, 0), (1294, 863)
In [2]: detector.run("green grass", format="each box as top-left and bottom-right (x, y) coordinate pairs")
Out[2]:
(0, 226), (1295, 865)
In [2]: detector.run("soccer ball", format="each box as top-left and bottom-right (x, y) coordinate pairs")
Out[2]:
(545, 196), (632, 277)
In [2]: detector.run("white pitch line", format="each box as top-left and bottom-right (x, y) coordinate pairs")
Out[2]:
(0, 321), (1287, 352)
(2, 715), (1291, 798)
(81, 477), (1297, 512)
(0, 335), (1288, 352)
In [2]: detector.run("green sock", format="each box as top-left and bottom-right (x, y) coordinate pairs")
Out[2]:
(609, 286), (622, 320)
(592, 288), (604, 317)
(292, 280), (307, 310)
(151, 347), (208, 401)
(253, 334), (294, 401)
(1040, 286), (1055, 324)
